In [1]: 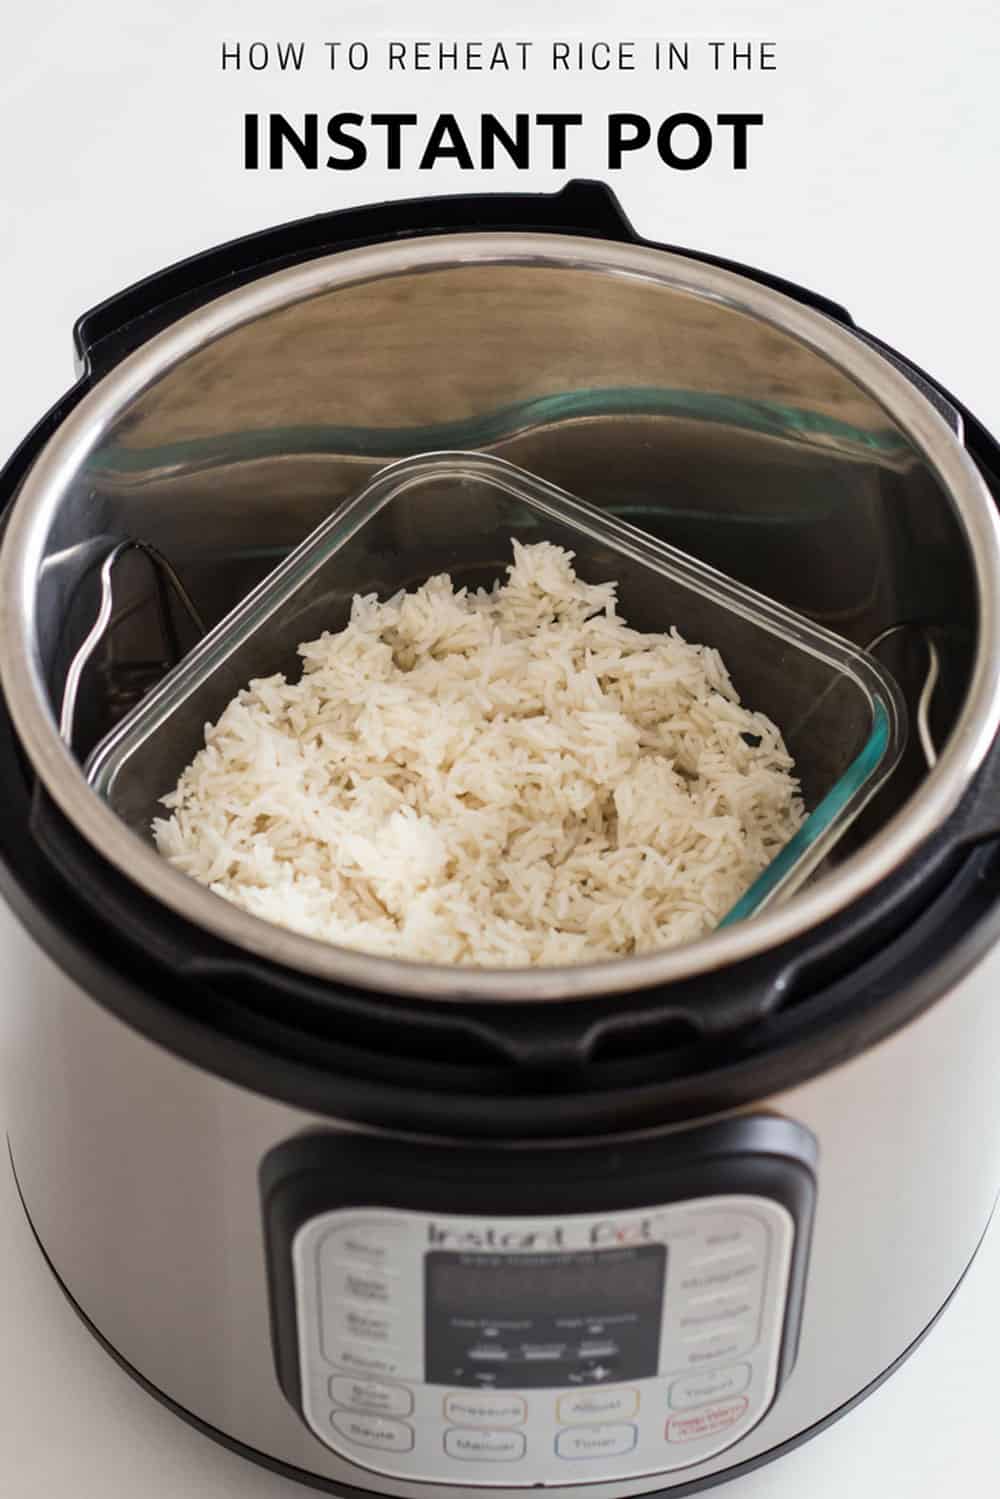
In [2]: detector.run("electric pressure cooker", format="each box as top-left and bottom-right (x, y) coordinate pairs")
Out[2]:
(2, 181), (1000, 1495)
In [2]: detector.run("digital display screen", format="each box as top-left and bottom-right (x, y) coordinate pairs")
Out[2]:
(425, 1243), (666, 1389)
(428, 1250), (664, 1309)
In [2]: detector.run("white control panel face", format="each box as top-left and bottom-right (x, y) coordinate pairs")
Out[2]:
(292, 1196), (795, 1487)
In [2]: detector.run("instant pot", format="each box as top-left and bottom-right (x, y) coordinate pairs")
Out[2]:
(3, 180), (1000, 1495)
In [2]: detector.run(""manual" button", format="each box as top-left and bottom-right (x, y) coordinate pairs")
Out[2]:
(445, 1429), (526, 1462)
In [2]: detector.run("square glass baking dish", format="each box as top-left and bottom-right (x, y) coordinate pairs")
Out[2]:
(84, 451), (907, 925)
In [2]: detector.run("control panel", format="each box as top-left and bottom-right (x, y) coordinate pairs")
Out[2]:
(291, 1196), (794, 1485)
(261, 1117), (816, 1488)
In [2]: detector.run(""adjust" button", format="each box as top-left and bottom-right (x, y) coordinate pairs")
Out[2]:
(558, 1389), (639, 1424)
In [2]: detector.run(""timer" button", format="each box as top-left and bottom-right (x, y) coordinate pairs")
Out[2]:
(331, 1411), (414, 1453)
(669, 1363), (751, 1411)
(556, 1423), (638, 1460)
(558, 1389), (639, 1424)
(666, 1397), (749, 1443)
(444, 1429), (526, 1462)
(330, 1376), (413, 1418)
(445, 1393), (527, 1426)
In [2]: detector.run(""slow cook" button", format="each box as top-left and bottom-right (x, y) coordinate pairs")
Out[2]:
(445, 1393), (527, 1426)
(669, 1363), (751, 1410)
(558, 1388), (639, 1424)
(445, 1429), (526, 1462)
(331, 1411), (414, 1452)
(329, 1376), (413, 1417)
(666, 1397), (749, 1443)
(555, 1424), (638, 1460)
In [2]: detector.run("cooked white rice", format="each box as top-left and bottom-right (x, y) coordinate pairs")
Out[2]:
(154, 541), (805, 966)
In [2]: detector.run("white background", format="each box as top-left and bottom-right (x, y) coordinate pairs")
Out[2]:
(2, 1), (999, 1493)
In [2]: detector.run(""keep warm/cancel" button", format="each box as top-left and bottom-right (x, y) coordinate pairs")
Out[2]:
(555, 1424), (638, 1460)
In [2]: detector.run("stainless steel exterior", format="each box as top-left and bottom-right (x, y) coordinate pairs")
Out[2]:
(5, 904), (999, 1494)
(2, 233), (1000, 1001)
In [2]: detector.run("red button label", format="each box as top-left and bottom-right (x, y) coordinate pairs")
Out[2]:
(666, 1396), (749, 1443)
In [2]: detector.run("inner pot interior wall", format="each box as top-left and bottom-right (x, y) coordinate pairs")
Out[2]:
(39, 260), (978, 847)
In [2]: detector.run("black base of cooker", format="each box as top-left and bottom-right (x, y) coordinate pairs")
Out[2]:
(10, 1140), (994, 1499)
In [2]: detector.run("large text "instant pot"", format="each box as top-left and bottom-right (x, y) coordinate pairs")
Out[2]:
(242, 112), (765, 172)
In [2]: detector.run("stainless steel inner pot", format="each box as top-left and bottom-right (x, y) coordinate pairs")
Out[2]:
(2, 232), (999, 1002)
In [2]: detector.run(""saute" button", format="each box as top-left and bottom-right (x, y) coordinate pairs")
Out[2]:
(331, 1412), (414, 1452)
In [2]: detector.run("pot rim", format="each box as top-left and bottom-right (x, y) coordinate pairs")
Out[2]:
(3, 230), (999, 1003)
